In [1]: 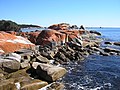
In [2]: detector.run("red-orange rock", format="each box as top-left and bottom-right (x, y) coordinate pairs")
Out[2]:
(0, 31), (35, 53)
(36, 30), (66, 46)
(48, 23), (70, 30)
(28, 31), (41, 44)
(36, 29), (84, 47)
(6, 31), (17, 35)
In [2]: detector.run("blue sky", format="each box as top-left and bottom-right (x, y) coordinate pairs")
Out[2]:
(0, 0), (120, 27)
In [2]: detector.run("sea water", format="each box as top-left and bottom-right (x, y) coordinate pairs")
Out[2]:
(62, 28), (120, 90)
(21, 27), (120, 90)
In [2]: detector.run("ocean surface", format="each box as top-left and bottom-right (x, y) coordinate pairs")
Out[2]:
(22, 27), (120, 90)
(62, 27), (120, 90)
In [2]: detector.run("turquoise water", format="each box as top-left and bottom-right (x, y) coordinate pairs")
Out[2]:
(62, 28), (120, 90)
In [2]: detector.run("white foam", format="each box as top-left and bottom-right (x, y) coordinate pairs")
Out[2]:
(90, 86), (103, 90)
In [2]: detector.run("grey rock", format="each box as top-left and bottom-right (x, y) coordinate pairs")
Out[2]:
(36, 55), (50, 63)
(100, 51), (110, 56)
(104, 47), (120, 53)
(20, 61), (30, 69)
(89, 30), (101, 35)
(32, 62), (67, 82)
(54, 52), (70, 62)
(4, 53), (21, 62)
(104, 41), (113, 45)
(114, 42), (120, 46)
(0, 58), (20, 73)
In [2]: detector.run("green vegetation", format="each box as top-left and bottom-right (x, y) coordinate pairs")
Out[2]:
(0, 20), (41, 32)
(0, 20), (21, 32)
(19, 24), (41, 28)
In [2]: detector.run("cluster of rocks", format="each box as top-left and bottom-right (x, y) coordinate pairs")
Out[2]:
(0, 30), (67, 90)
(0, 49), (67, 90)
(1, 23), (119, 90)
(48, 23), (85, 30)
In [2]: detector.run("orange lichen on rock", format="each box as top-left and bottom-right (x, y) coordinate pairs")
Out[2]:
(36, 30), (66, 46)
(48, 23), (70, 30)
(36, 29), (83, 46)
(28, 31), (41, 44)
(0, 31), (35, 53)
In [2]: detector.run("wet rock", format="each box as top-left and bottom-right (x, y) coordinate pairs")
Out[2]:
(80, 25), (85, 30)
(100, 50), (110, 56)
(109, 52), (117, 55)
(90, 47), (103, 52)
(104, 41), (113, 45)
(104, 47), (120, 53)
(74, 51), (85, 60)
(67, 42), (82, 50)
(89, 30), (101, 35)
(32, 62), (67, 82)
(114, 42), (120, 46)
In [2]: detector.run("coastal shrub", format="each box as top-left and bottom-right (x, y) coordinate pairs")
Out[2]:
(0, 20), (21, 32)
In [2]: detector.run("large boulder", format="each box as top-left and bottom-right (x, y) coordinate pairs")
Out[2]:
(36, 29), (85, 47)
(36, 30), (66, 46)
(0, 31), (35, 53)
(20, 79), (48, 90)
(0, 58), (20, 73)
(1, 69), (48, 90)
(28, 31), (41, 44)
(0, 78), (17, 90)
(32, 62), (67, 82)
(48, 23), (70, 30)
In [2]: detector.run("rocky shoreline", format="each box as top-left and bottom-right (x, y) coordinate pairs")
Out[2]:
(0, 23), (120, 90)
